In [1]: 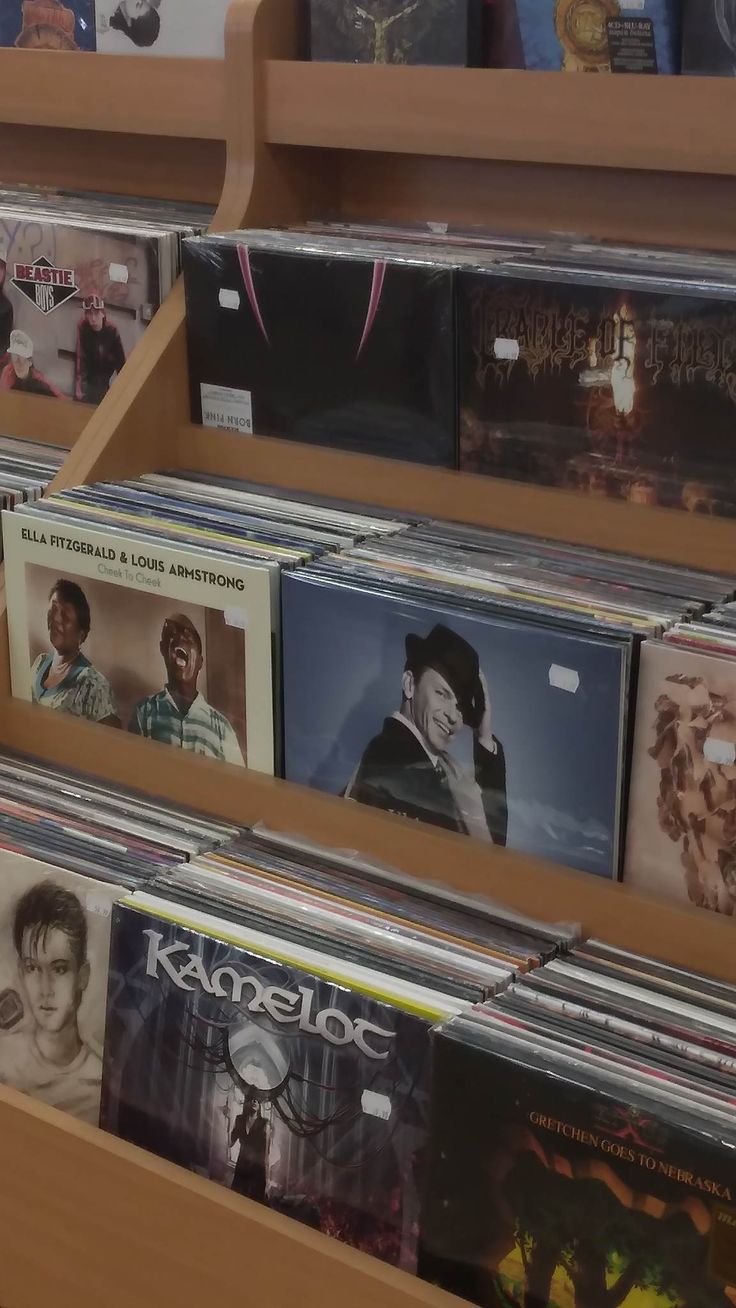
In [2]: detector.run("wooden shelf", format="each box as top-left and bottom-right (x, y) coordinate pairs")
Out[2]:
(1, 4), (736, 1307)
(0, 49), (226, 140)
(263, 61), (736, 175)
(0, 1083), (459, 1308)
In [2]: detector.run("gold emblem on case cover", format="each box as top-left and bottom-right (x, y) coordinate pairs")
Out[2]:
(554, 0), (621, 71)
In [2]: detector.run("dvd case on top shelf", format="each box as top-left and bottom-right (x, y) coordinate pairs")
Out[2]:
(0, 0), (96, 50)
(681, 0), (736, 75)
(182, 231), (458, 467)
(486, 0), (680, 72)
(458, 260), (736, 516)
(308, 0), (485, 66)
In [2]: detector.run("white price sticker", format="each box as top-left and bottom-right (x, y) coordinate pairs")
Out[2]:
(549, 665), (580, 694)
(218, 288), (240, 310)
(361, 1090), (392, 1121)
(704, 737), (736, 767)
(494, 337), (520, 361)
(85, 892), (111, 919)
(200, 383), (253, 435)
(224, 609), (248, 631)
(108, 263), (129, 284)
(621, 1), (646, 8)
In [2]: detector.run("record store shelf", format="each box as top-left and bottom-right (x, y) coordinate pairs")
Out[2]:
(2, 1), (736, 1305)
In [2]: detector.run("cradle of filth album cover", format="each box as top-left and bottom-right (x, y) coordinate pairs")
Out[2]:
(458, 268), (736, 516)
(420, 1028), (736, 1308)
(101, 898), (435, 1271)
(2, 512), (278, 775)
(308, 0), (485, 66)
(0, 850), (123, 1127)
(0, 218), (163, 405)
(281, 569), (630, 880)
(182, 235), (457, 467)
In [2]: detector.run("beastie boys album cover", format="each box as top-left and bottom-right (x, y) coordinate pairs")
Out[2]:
(2, 511), (277, 774)
(183, 232), (457, 467)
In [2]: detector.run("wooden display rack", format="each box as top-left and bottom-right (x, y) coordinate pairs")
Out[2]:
(0, 4), (736, 1304)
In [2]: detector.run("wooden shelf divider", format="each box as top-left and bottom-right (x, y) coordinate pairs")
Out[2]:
(0, 4), (735, 1305)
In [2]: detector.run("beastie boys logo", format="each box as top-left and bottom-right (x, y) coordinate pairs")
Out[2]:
(11, 257), (78, 315)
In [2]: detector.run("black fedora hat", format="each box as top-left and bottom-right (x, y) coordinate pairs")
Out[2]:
(404, 624), (483, 729)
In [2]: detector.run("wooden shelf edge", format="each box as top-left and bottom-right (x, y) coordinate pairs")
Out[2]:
(0, 49), (226, 141)
(0, 692), (734, 982)
(174, 425), (736, 573)
(0, 1082), (459, 1308)
(0, 390), (87, 446)
(263, 61), (735, 176)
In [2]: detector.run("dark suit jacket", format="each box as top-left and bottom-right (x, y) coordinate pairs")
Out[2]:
(347, 716), (508, 846)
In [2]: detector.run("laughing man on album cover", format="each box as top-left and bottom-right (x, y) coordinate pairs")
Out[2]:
(345, 623), (508, 844)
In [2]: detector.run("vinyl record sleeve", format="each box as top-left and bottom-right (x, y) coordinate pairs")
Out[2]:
(2, 510), (277, 774)
(0, 0), (96, 49)
(0, 215), (166, 405)
(95, 0), (230, 56)
(0, 848), (124, 1126)
(420, 1022), (736, 1308)
(458, 264), (736, 516)
(101, 896), (445, 1271)
(281, 568), (629, 878)
(624, 639), (736, 915)
(309, 0), (485, 66)
(183, 234), (457, 467)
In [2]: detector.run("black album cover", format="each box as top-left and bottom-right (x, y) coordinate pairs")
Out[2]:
(101, 899), (434, 1271)
(420, 1026), (736, 1308)
(183, 235), (457, 467)
(309, 0), (485, 66)
(458, 266), (736, 516)
(682, 0), (736, 75)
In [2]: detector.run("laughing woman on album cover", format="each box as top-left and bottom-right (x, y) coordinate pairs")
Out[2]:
(31, 580), (120, 727)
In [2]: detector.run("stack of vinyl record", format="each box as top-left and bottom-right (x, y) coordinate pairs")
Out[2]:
(99, 825), (578, 1271)
(1, 474), (411, 772)
(281, 520), (734, 879)
(625, 607), (736, 915)
(0, 435), (65, 559)
(420, 938), (736, 1308)
(0, 749), (239, 1126)
(0, 187), (210, 406)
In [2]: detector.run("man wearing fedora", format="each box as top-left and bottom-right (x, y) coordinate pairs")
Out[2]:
(345, 623), (507, 845)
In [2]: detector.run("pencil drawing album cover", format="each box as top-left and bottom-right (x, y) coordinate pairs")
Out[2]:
(0, 849), (122, 1126)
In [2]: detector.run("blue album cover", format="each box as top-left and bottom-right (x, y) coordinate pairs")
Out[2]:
(281, 572), (629, 879)
(101, 900), (434, 1271)
(509, 0), (680, 73)
(0, 0), (96, 50)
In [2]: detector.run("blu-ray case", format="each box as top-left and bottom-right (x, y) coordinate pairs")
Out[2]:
(487, 0), (680, 72)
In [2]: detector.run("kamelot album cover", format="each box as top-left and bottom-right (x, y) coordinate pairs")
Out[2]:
(100, 894), (448, 1271)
